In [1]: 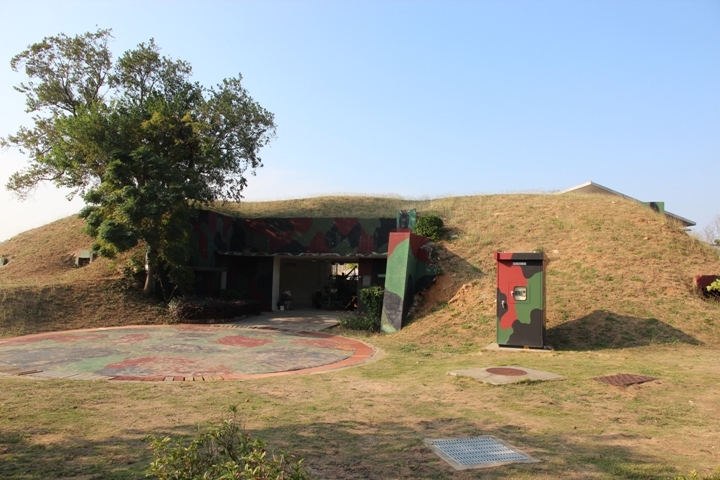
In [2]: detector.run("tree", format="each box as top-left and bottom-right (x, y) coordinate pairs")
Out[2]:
(2, 29), (276, 295)
(700, 214), (720, 246)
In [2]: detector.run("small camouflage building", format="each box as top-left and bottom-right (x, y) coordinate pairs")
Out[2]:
(494, 252), (547, 348)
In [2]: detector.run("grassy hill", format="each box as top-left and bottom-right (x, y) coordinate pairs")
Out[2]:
(1, 193), (719, 348)
(0, 216), (170, 336)
(3, 193), (720, 479)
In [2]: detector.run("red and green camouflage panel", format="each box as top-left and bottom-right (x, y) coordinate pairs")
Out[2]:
(191, 210), (398, 268)
(494, 252), (547, 348)
(381, 232), (438, 333)
(396, 209), (417, 230)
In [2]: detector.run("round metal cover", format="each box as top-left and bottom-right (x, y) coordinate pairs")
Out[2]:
(485, 367), (527, 376)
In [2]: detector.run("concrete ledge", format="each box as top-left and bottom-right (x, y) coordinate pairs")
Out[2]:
(483, 343), (554, 353)
(449, 365), (565, 385)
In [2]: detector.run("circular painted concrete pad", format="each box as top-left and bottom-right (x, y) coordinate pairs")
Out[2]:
(0, 325), (374, 382)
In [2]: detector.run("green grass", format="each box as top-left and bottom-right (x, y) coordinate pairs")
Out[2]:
(2, 193), (720, 478)
(209, 195), (440, 219)
(2, 341), (720, 479)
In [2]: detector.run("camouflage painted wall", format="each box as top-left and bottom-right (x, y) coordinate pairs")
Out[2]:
(495, 252), (547, 348)
(396, 209), (417, 231)
(380, 232), (437, 333)
(221, 256), (274, 311)
(191, 210), (397, 268)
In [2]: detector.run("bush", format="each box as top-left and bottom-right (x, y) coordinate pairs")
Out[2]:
(167, 266), (196, 293)
(339, 312), (380, 331)
(414, 214), (444, 241)
(341, 286), (384, 331)
(168, 298), (261, 323)
(359, 286), (384, 320)
(146, 406), (310, 480)
(707, 279), (720, 299)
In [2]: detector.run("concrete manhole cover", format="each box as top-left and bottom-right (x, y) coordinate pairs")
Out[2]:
(593, 373), (657, 386)
(424, 436), (539, 470)
(448, 366), (565, 385)
(485, 367), (527, 376)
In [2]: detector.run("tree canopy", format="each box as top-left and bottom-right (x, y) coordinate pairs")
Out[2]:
(701, 214), (720, 246)
(2, 29), (276, 294)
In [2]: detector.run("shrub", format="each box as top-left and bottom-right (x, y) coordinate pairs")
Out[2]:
(414, 214), (444, 241)
(707, 279), (720, 295)
(168, 298), (261, 323)
(359, 286), (384, 320)
(339, 312), (380, 331)
(167, 266), (196, 293)
(340, 286), (384, 331)
(146, 406), (310, 480)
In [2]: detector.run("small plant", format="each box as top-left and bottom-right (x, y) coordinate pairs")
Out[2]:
(359, 286), (384, 320)
(146, 405), (310, 480)
(707, 279), (720, 299)
(168, 298), (261, 323)
(414, 214), (445, 241)
(120, 251), (146, 277)
(343, 286), (384, 330)
(339, 311), (380, 331)
(673, 468), (720, 480)
(166, 266), (195, 297)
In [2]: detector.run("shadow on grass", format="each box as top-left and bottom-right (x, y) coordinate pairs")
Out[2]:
(0, 415), (684, 479)
(547, 310), (701, 351)
(253, 418), (680, 480)
(0, 280), (166, 339)
(0, 428), (151, 479)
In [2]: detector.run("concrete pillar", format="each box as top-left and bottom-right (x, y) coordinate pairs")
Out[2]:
(271, 256), (281, 311)
(381, 232), (414, 333)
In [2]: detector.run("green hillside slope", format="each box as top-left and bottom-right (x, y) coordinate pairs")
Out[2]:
(1, 194), (718, 348)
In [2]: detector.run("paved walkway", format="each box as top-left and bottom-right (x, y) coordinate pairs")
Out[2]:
(0, 310), (374, 382)
(225, 308), (343, 332)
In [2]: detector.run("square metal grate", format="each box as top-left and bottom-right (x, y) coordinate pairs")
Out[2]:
(593, 373), (657, 386)
(424, 436), (538, 470)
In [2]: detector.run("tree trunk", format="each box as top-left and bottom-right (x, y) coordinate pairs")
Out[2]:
(143, 246), (157, 297)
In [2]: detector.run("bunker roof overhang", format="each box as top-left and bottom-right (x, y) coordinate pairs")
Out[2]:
(557, 181), (695, 227)
(217, 251), (387, 260)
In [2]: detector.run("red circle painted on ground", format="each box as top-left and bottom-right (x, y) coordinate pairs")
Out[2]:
(214, 335), (274, 347)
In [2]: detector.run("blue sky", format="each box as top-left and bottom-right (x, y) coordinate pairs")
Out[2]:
(1, 0), (718, 241)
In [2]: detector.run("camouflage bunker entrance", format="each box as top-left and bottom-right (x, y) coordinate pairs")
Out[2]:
(189, 210), (437, 330)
